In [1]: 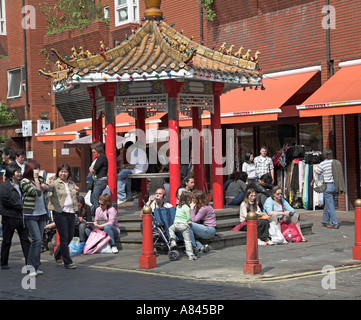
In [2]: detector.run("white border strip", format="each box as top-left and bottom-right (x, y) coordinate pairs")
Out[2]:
(339, 59), (361, 68)
(263, 66), (321, 79)
(297, 99), (361, 110)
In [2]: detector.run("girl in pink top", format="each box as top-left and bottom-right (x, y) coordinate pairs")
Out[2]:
(93, 194), (120, 253)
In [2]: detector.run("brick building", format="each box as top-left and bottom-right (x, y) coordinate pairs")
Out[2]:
(0, 0), (360, 210)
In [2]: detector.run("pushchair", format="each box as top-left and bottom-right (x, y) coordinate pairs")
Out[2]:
(152, 206), (181, 261)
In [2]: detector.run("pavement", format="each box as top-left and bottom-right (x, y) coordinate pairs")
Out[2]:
(1, 208), (361, 301)
(33, 208), (361, 282)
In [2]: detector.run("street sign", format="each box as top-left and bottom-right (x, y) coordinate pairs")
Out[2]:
(22, 120), (32, 137)
(37, 120), (50, 133)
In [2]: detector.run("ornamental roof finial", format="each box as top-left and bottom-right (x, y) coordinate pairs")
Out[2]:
(144, 0), (163, 20)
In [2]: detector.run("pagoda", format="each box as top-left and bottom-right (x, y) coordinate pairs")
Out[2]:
(39, 0), (263, 208)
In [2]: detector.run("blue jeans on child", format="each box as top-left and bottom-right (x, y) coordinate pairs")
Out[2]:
(188, 222), (216, 250)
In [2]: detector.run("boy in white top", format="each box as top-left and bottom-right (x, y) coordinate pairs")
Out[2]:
(117, 142), (149, 204)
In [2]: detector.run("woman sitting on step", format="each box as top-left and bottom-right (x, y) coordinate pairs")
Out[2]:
(263, 186), (308, 242)
(188, 190), (216, 253)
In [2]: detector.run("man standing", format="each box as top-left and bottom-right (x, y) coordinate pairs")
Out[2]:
(12, 149), (26, 176)
(117, 142), (148, 205)
(254, 146), (274, 184)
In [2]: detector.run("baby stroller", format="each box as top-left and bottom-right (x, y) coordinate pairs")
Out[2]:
(152, 206), (181, 261)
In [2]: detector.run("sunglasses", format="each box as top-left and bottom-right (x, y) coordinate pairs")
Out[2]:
(99, 202), (106, 206)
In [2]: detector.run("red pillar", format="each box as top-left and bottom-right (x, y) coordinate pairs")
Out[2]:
(136, 108), (147, 207)
(243, 212), (262, 275)
(211, 83), (224, 209)
(87, 87), (103, 143)
(353, 199), (361, 260)
(98, 83), (117, 204)
(192, 107), (204, 191)
(164, 80), (183, 207)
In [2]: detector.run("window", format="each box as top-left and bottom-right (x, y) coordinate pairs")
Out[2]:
(104, 6), (109, 19)
(0, 0), (6, 35)
(7, 68), (22, 99)
(115, 0), (139, 26)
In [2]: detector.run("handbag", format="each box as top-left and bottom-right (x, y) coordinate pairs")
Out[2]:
(83, 229), (111, 255)
(232, 221), (247, 232)
(281, 222), (302, 243)
(268, 221), (287, 244)
(87, 178), (94, 191)
(314, 176), (326, 193)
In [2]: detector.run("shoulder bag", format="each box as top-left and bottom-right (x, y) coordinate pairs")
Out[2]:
(314, 176), (326, 193)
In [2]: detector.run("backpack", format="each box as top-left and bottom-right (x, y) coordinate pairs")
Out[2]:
(83, 229), (110, 254)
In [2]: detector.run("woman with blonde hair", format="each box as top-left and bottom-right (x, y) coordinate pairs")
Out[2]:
(86, 194), (120, 253)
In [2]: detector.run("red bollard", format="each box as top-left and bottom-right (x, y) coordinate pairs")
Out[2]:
(139, 205), (156, 269)
(353, 199), (361, 260)
(243, 212), (262, 275)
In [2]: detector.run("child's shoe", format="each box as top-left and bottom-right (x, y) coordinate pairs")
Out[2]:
(170, 239), (177, 249)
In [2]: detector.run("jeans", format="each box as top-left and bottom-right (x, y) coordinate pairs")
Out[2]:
(53, 211), (76, 267)
(188, 222), (216, 250)
(117, 169), (132, 201)
(91, 179), (107, 216)
(323, 183), (338, 226)
(1, 216), (31, 267)
(227, 192), (245, 206)
(85, 225), (119, 246)
(25, 219), (46, 270)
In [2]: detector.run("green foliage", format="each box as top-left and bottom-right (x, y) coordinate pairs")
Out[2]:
(200, 0), (216, 21)
(38, 0), (109, 35)
(0, 101), (17, 126)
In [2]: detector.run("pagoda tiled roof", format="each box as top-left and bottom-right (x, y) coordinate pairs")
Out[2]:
(40, 19), (262, 92)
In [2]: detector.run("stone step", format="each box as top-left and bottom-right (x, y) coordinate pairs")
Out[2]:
(114, 204), (314, 250)
(115, 221), (313, 250)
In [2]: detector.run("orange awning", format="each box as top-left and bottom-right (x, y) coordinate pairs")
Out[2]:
(219, 69), (319, 123)
(178, 69), (319, 126)
(36, 113), (163, 142)
(297, 64), (361, 117)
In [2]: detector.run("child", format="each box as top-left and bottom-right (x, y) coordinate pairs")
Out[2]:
(169, 191), (197, 261)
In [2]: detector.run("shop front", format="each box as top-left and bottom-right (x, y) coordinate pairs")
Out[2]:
(297, 60), (361, 210)
(219, 66), (325, 210)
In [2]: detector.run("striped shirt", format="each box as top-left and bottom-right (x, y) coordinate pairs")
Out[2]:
(316, 159), (334, 183)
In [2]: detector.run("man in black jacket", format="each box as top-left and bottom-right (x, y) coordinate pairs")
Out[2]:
(246, 173), (273, 210)
(0, 163), (30, 269)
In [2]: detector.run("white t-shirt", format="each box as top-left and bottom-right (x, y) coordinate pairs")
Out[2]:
(129, 148), (149, 174)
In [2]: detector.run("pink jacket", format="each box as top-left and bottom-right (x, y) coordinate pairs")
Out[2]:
(94, 206), (120, 234)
